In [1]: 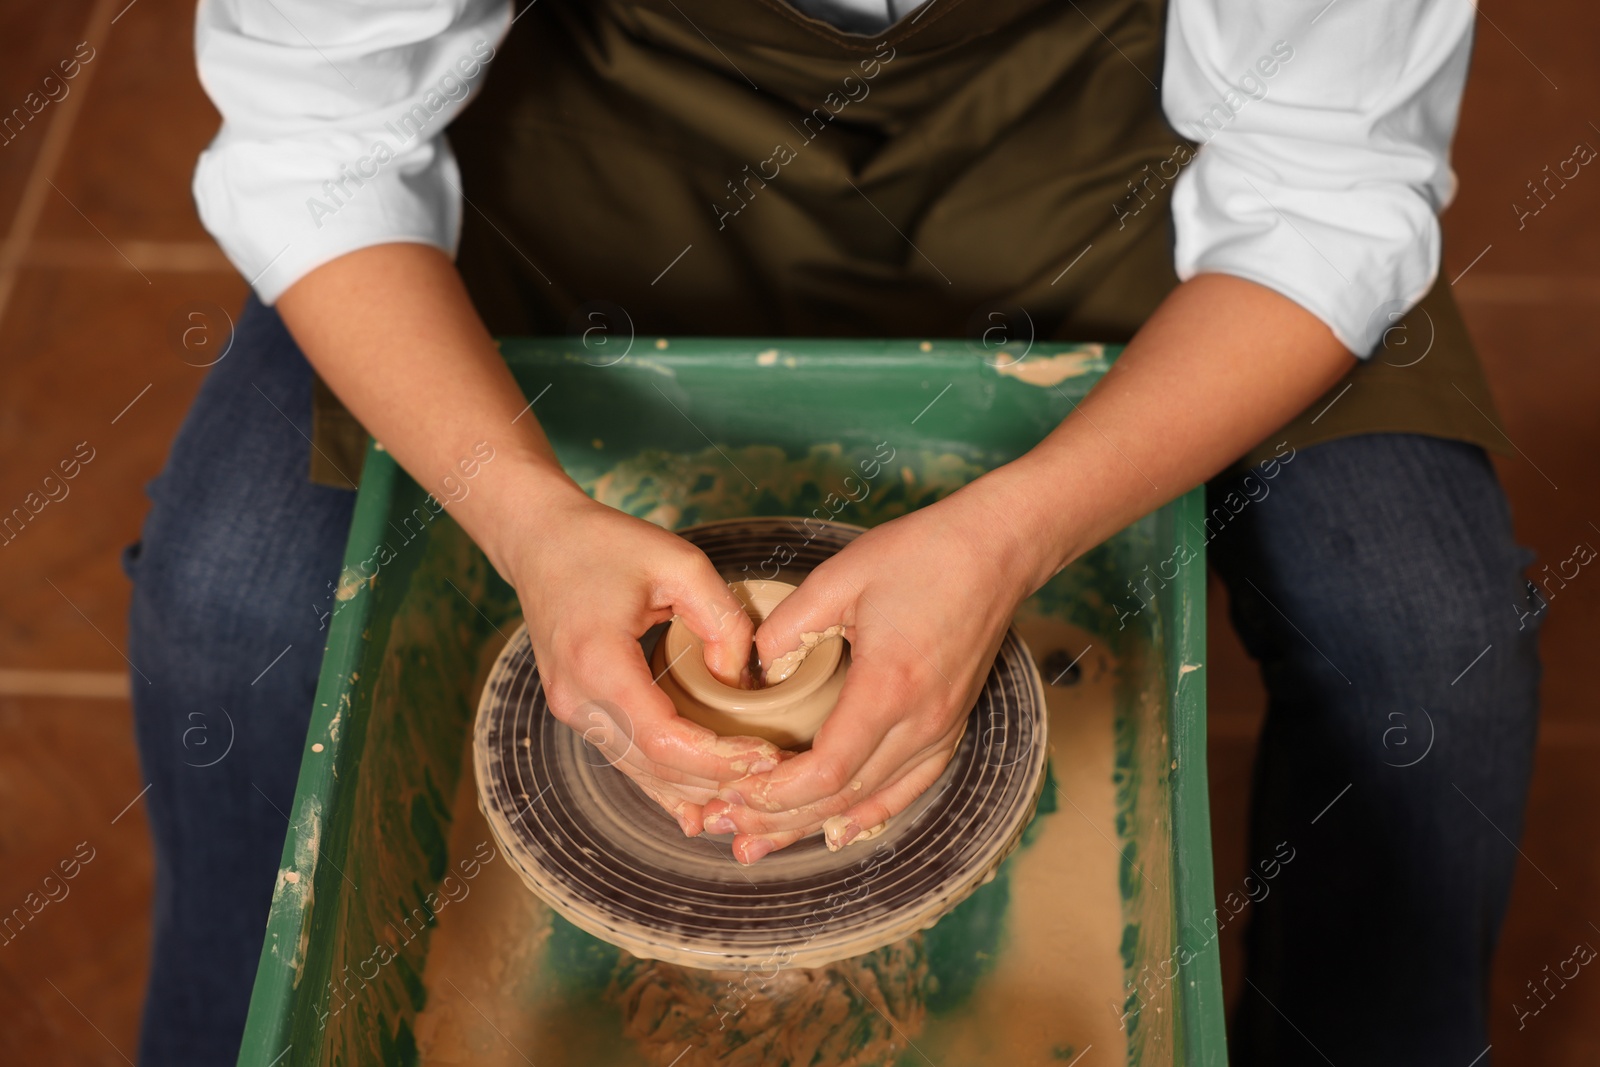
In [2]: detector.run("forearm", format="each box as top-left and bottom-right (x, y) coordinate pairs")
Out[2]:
(978, 273), (1355, 590)
(275, 243), (585, 577)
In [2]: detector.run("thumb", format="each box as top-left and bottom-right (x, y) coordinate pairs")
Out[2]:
(667, 552), (755, 687)
(754, 568), (852, 682)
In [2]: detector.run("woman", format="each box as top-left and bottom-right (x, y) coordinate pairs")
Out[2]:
(127, 0), (1540, 1062)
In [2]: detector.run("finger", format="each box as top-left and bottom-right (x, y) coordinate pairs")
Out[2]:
(730, 667), (904, 813)
(561, 634), (782, 783)
(706, 719), (951, 836)
(822, 751), (951, 851)
(702, 732), (915, 834)
(626, 766), (721, 805)
(701, 790), (853, 836)
(752, 560), (853, 676)
(637, 781), (707, 837)
(727, 748), (956, 861)
(678, 798), (706, 836)
(664, 546), (756, 686)
(731, 826), (810, 865)
(621, 711), (785, 786)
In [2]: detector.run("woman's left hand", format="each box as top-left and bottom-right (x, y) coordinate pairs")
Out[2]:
(698, 475), (1053, 863)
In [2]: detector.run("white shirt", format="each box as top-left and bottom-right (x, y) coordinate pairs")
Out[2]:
(193, 0), (1474, 356)
(788, 0), (928, 35)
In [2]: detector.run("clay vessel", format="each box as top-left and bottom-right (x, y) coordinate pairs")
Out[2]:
(650, 579), (846, 749)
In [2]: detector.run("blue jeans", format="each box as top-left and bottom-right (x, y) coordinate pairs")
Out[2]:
(1208, 436), (1541, 1066)
(125, 300), (356, 1065)
(126, 298), (1540, 1064)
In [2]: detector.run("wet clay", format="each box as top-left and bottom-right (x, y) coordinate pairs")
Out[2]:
(764, 625), (845, 685)
(990, 346), (1105, 388)
(821, 815), (888, 852)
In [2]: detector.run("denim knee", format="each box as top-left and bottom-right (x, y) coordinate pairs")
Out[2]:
(1210, 434), (1540, 709)
(127, 296), (355, 689)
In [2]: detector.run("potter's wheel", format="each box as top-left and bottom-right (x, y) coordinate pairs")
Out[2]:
(473, 518), (1048, 970)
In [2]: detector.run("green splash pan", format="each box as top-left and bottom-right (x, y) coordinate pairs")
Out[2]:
(237, 338), (1223, 1067)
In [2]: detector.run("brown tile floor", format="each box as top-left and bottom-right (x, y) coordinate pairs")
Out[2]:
(0, 0), (1594, 1064)
(0, 696), (154, 1066)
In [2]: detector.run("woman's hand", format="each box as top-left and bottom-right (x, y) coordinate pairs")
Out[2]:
(699, 476), (1050, 863)
(501, 485), (783, 836)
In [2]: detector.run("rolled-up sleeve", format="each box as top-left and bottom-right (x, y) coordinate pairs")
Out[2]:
(193, 0), (511, 303)
(1162, 0), (1474, 356)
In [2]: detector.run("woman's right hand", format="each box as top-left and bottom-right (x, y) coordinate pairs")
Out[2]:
(496, 484), (783, 835)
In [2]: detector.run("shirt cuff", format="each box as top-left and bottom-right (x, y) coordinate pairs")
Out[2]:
(1171, 146), (1442, 357)
(194, 132), (463, 304)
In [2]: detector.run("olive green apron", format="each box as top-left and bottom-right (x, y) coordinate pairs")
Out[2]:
(309, 0), (1507, 486)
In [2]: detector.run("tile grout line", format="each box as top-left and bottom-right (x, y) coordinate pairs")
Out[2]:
(0, 0), (122, 330)
(0, 237), (234, 273)
(0, 668), (131, 699)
